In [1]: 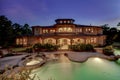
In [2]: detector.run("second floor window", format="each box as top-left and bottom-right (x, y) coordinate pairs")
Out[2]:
(86, 28), (93, 33)
(43, 29), (48, 33)
(58, 27), (72, 32)
(50, 30), (55, 33)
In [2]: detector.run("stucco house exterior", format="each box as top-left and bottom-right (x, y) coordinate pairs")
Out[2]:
(16, 19), (106, 49)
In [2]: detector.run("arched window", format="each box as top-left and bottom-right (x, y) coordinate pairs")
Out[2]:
(60, 21), (62, 23)
(48, 39), (52, 43)
(64, 21), (66, 23)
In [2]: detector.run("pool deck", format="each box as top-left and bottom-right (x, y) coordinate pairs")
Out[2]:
(42, 51), (117, 62)
(66, 52), (117, 62)
(0, 51), (117, 71)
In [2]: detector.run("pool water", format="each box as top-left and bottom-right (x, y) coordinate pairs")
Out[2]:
(31, 57), (120, 80)
(114, 49), (120, 55)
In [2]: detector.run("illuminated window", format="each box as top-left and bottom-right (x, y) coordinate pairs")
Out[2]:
(76, 29), (79, 32)
(64, 21), (66, 23)
(86, 39), (91, 44)
(58, 28), (62, 32)
(43, 30), (45, 33)
(60, 21), (62, 23)
(68, 21), (70, 23)
(50, 30), (55, 33)
(79, 28), (82, 32)
(86, 28), (94, 33)
(53, 30), (55, 32)
(48, 39), (52, 43)
(20, 39), (23, 44)
(16, 39), (19, 45)
(91, 38), (94, 43)
(64, 27), (67, 31)
(23, 38), (27, 45)
(94, 38), (96, 43)
(43, 29), (48, 33)
(91, 28), (93, 32)
(58, 27), (72, 32)
(88, 28), (90, 31)
(68, 28), (72, 32)
(77, 39), (84, 43)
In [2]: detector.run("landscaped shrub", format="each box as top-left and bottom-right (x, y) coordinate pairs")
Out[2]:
(26, 47), (33, 53)
(69, 44), (94, 52)
(33, 43), (43, 52)
(14, 44), (23, 48)
(0, 70), (5, 74)
(103, 46), (114, 56)
(85, 44), (94, 51)
(33, 43), (59, 52)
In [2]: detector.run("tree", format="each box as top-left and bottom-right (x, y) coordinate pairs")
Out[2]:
(0, 15), (32, 48)
(117, 22), (120, 26)
(102, 24), (110, 34)
(22, 24), (32, 35)
(0, 15), (14, 47)
(12, 23), (23, 36)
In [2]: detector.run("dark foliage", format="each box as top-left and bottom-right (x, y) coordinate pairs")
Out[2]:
(103, 46), (114, 56)
(69, 44), (94, 52)
(102, 24), (120, 45)
(25, 47), (33, 53)
(0, 15), (32, 48)
(32, 43), (59, 52)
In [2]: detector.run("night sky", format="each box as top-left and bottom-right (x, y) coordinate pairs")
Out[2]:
(0, 0), (120, 27)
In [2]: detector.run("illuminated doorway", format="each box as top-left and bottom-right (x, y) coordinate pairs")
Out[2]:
(58, 38), (70, 50)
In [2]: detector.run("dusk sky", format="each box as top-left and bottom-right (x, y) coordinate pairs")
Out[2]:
(0, 0), (120, 27)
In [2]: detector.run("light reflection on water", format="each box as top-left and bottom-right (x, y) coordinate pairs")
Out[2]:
(114, 49), (120, 55)
(31, 56), (120, 80)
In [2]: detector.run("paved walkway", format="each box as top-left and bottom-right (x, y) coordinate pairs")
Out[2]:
(0, 51), (116, 70)
(0, 55), (27, 70)
(67, 52), (116, 62)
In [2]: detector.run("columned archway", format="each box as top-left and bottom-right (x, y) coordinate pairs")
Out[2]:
(57, 38), (71, 50)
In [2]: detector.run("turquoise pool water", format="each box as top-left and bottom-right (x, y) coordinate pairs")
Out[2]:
(114, 49), (120, 55)
(31, 56), (120, 80)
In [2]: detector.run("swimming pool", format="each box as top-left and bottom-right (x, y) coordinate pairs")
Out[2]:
(31, 54), (120, 80)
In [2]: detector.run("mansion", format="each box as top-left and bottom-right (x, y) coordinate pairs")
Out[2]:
(16, 19), (106, 49)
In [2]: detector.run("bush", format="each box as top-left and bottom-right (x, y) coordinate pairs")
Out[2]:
(33, 43), (59, 52)
(85, 44), (94, 51)
(103, 46), (114, 56)
(69, 44), (94, 52)
(13, 44), (23, 48)
(26, 48), (33, 53)
(33, 43), (43, 52)
(0, 70), (5, 74)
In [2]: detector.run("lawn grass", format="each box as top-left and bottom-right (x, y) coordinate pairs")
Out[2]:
(11, 47), (27, 52)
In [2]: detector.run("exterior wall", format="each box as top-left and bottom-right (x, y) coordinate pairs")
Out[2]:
(16, 37), (28, 46)
(16, 35), (106, 47)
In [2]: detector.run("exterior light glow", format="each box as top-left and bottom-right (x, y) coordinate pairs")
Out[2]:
(26, 60), (41, 66)
(94, 58), (102, 62)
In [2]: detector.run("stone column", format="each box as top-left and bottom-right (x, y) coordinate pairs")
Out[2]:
(56, 39), (59, 45)
(42, 38), (44, 44)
